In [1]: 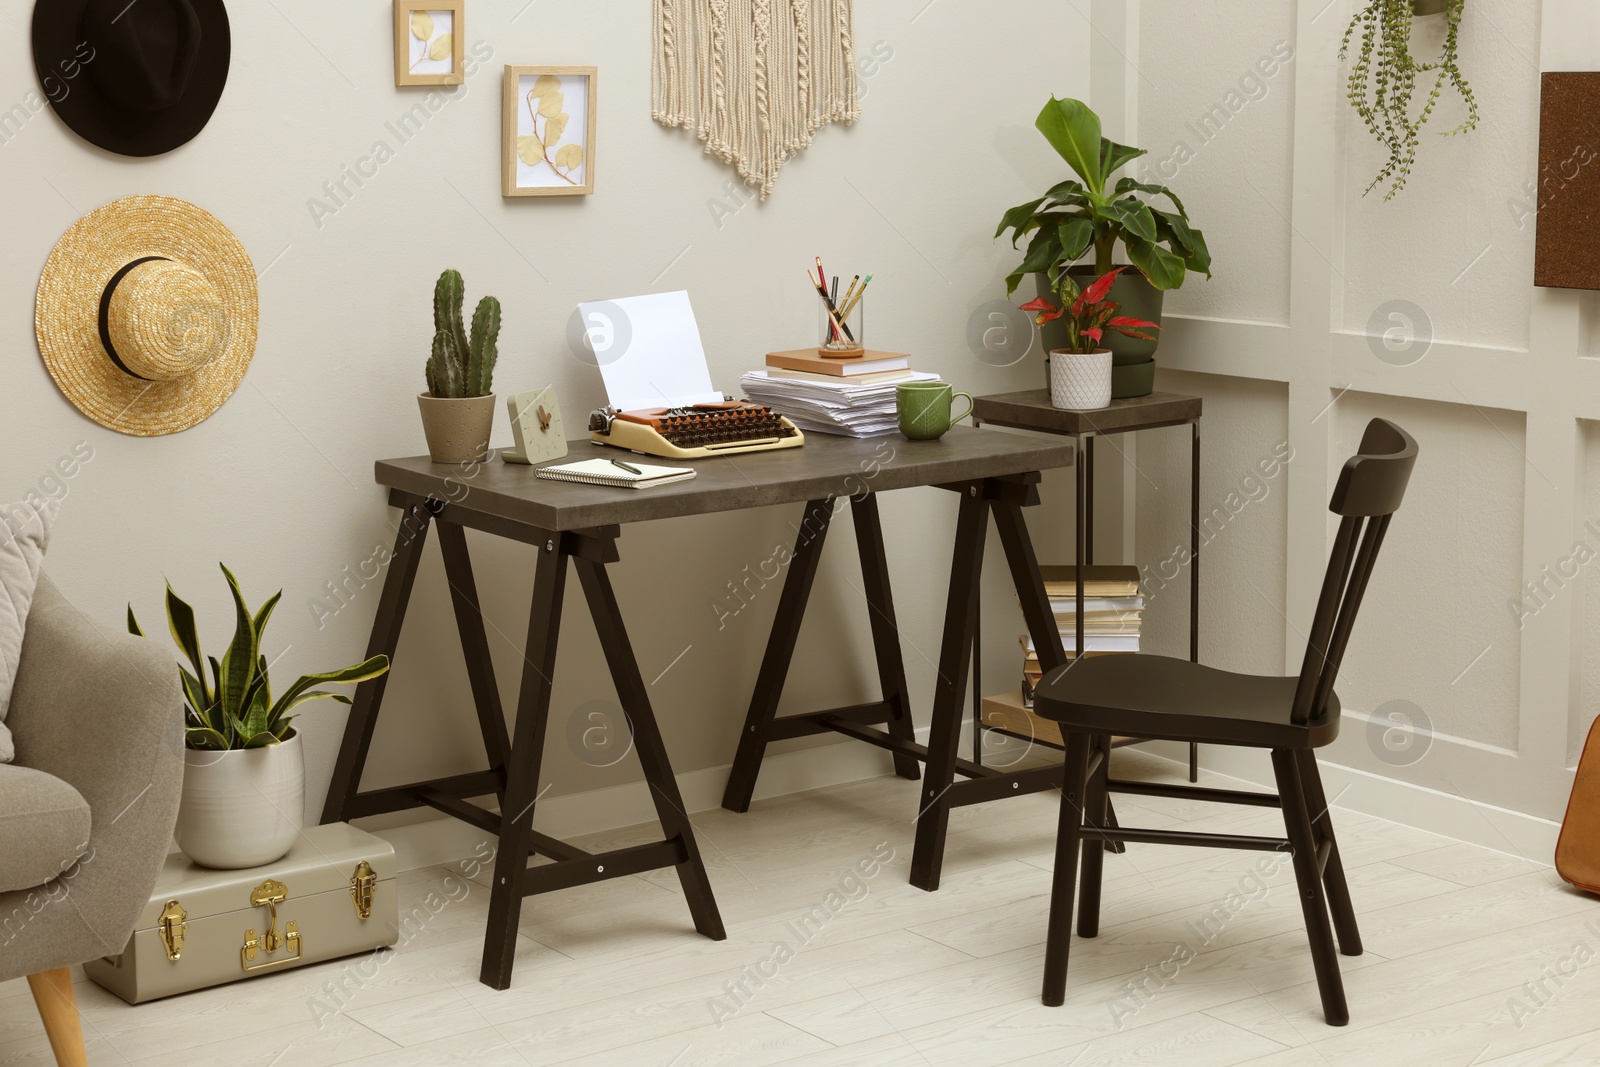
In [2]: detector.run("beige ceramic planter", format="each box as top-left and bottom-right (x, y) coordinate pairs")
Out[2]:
(176, 731), (304, 869)
(418, 393), (496, 463)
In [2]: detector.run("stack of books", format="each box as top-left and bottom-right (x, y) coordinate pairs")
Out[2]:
(741, 349), (939, 438)
(1019, 565), (1144, 705)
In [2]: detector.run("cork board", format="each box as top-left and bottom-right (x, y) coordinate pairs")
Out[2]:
(1534, 73), (1600, 291)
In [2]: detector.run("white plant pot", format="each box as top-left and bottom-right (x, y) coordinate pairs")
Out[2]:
(175, 731), (304, 869)
(1049, 349), (1113, 410)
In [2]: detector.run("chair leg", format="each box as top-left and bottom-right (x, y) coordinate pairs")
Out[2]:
(1295, 749), (1363, 956)
(1042, 731), (1092, 1007)
(1271, 749), (1349, 1026)
(27, 968), (88, 1067)
(1076, 733), (1112, 938)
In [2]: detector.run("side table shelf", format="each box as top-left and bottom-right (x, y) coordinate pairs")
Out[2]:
(971, 390), (1203, 782)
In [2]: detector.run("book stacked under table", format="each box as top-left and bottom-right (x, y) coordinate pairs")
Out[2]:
(982, 564), (1145, 754)
(1020, 565), (1144, 703)
(741, 348), (939, 438)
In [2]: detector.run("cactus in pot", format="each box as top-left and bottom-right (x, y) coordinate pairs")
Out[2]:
(425, 268), (500, 399)
(418, 269), (503, 463)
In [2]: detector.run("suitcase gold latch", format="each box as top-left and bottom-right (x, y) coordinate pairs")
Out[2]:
(350, 861), (376, 921)
(240, 879), (302, 972)
(158, 900), (187, 962)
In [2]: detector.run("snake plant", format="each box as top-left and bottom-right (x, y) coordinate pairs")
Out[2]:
(128, 564), (390, 751)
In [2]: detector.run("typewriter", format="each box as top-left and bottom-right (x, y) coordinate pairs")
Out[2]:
(588, 399), (805, 459)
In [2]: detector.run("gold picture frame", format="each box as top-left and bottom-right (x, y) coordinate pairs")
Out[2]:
(502, 65), (597, 198)
(394, 0), (464, 87)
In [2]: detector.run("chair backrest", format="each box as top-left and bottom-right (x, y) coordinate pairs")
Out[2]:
(1290, 418), (1418, 725)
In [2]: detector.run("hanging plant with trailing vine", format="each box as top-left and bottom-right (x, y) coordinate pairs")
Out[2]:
(1340, 0), (1479, 200)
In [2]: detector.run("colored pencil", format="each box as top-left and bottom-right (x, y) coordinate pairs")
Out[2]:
(836, 273), (872, 321)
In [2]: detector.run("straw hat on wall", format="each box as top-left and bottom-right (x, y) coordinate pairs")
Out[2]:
(35, 195), (258, 436)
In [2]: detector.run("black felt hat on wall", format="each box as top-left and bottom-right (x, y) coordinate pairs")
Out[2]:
(32, 0), (230, 157)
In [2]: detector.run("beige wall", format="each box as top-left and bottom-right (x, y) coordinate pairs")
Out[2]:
(1, 2), (1098, 824)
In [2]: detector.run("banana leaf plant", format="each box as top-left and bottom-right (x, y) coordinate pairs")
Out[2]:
(128, 564), (390, 751)
(995, 96), (1211, 295)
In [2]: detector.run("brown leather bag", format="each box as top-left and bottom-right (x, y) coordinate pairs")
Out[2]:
(1556, 716), (1600, 895)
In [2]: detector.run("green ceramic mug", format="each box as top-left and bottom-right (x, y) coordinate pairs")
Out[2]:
(897, 381), (974, 441)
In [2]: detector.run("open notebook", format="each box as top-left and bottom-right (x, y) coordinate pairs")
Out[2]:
(534, 458), (697, 490)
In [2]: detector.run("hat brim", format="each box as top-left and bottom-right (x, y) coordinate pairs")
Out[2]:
(35, 196), (258, 436)
(32, 0), (230, 157)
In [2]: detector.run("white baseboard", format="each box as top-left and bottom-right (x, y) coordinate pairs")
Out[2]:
(1140, 741), (1561, 865)
(369, 726), (1562, 874)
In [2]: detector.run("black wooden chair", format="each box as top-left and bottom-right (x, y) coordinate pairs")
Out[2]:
(1032, 417), (1417, 1027)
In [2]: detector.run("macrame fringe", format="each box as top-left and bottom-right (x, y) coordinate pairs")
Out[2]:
(653, 0), (858, 199)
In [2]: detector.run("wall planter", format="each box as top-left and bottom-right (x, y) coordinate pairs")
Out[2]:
(1341, 0), (1478, 198)
(176, 731), (304, 869)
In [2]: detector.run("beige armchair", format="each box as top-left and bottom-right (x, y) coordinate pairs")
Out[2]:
(0, 577), (181, 1066)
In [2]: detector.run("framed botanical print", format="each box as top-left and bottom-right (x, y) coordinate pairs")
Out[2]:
(502, 66), (597, 197)
(394, 0), (464, 87)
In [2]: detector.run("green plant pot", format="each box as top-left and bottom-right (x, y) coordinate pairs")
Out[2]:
(1112, 358), (1156, 399)
(1411, 0), (1448, 14)
(1034, 268), (1165, 367)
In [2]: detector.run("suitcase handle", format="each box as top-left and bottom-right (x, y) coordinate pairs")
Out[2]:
(241, 920), (302, 972)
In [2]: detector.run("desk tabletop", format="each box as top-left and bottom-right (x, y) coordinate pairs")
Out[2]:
(376, 426), (1074, 531)
(972, 389), (1201, 436)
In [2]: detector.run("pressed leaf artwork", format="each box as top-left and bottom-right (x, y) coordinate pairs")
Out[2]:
(555, 144), (584, 170)
(408, 10), (453, 73)
(520, 76), (585, 186)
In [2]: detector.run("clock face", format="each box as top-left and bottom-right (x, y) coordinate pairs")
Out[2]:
(506, 387), (568, 464)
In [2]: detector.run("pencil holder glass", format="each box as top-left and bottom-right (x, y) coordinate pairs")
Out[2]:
(818, 292), (866, 357)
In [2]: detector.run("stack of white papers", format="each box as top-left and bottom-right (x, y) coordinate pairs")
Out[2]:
(741, 370), (942, 438)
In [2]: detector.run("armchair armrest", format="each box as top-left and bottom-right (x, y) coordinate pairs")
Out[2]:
(0, 576), (182, 981)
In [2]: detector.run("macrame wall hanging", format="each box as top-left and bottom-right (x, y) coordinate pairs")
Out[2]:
(653, 0), (859, 199)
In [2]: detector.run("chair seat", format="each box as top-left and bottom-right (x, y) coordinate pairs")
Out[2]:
(1033, 654), (1341, 749)
(0, 764), (91, 893)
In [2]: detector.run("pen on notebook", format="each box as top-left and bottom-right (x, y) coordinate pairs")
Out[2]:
(610, 457), (642, 475)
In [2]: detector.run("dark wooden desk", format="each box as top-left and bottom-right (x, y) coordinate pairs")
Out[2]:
(322, 428), (1077, 988)
(972, 389), (1203, 780)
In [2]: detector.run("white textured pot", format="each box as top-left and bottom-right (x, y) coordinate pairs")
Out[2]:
(176, 731), (304, 869)
(1049, 349), (1113, 410)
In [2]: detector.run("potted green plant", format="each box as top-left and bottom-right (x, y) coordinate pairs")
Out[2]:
(129, 565), (390, 869)
(1340, 0), (1478, 199)
(1022, 267), (1160, 411)
(996, 96), (1209, 398)
(419, 268), (502, 464)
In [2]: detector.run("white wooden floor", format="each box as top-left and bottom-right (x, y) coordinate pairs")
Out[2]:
(4, 749), (1598, 1066)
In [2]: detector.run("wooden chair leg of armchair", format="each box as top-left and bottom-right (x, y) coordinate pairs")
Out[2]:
(27, 968), (88, 1067)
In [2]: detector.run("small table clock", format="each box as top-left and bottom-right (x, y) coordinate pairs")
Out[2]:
(503, 387), (568, 465)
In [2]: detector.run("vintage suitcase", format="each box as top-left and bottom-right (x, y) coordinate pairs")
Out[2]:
(85, 822), (398, 1003)
(1557, 716), (1600, 895)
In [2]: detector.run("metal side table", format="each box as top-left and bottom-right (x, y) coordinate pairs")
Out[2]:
(971, 389), (1203, 782)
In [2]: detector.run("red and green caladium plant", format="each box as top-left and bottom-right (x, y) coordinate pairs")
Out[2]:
(1020, 268), (1161, 355)
(995, 96), (1211, 296)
